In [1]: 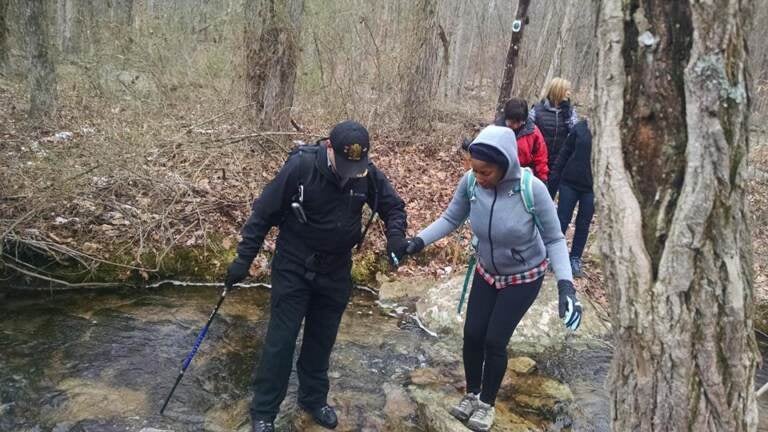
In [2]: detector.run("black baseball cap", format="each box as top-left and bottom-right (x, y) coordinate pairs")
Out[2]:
(329, 120), (370, 178)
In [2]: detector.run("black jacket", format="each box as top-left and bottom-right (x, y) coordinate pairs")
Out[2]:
(550, 120), (593, 193)
(531, 99), (574, 169)
(237, 145), (407, 266)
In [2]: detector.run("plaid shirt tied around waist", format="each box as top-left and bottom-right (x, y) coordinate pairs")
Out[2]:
(475, 258), (549, 289)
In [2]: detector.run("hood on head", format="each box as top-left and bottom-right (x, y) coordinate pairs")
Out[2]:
(470, 125), (521, 182)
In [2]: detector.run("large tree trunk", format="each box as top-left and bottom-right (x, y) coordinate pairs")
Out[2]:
(0, 0), (8, 73)
(24, 0), (56, 121)
(594, 0), (758, 430)
(400, 0), (439, 130)
(111, 0), (133, 29)
(244, 0), (304, 131)
(496, 0), (531, 114)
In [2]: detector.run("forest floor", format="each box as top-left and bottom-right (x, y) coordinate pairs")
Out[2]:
(1, 74), (767, 329)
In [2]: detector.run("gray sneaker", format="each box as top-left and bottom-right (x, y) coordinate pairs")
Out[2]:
(449, 393), (478, 422)
(466, 400), (495, 432)
(570, 256), (584, 278)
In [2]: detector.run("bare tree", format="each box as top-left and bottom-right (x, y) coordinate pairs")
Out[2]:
(244, 0), (304, 131)
(496, 0), (531, 113)
(594, 0), (758, 430)
(0, 0), (8, 72)
(111, 0), (133, 29)
(24, 0), (56, 120)
(401, 0), (440, 129)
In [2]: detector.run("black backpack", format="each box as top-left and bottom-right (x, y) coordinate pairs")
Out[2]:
(289, 140), (378, 250)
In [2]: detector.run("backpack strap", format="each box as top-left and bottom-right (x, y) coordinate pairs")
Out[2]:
(519, 167), (543, 232)
(292, 144), (319, 204)
(466, 170), (477, 201)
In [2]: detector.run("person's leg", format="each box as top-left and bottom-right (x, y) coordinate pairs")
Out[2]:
(250, 258), (311, 422)
(557, 183), (579, 235)
(478, 277), (544, 405)
(570, 190), (595, 259)
(296, 263), (353, 409)
(462, 274), (498, 395)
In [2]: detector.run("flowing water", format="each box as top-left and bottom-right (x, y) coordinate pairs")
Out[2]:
(0, 286), (765, 431)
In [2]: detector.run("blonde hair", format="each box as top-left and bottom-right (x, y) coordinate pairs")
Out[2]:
(544, 78), (572, 106)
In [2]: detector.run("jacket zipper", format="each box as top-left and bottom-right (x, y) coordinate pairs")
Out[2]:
(553, 111), (559, 155)
(488, 188), (500, 274)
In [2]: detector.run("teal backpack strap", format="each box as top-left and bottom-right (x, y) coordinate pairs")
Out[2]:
(458, 169), (478, 316)
(466, 170), (477, 201)
(520, 167), (544, 232)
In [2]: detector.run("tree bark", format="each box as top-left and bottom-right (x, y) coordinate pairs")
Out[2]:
(244, 0), (304, 131)
(0, 0), (8, 72)
(401, 0), (439, 130)
(496, 0), (531, 114)
(24, 0), (56, 121)
(111, 0), (134, 30)
(594, 0), (758, 430)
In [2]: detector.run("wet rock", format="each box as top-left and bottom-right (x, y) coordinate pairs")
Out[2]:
(410, 386), (542, 432)
(500, 374), (574, 423)
(378, 277), (432, 301)
(0, 402), (14, 417)
(411, 273), (612, 353)
(383, 383), (416, 419)
(408, 366), (463, 390)
(138, 428), (174, 432)
(52, 422), (76, 432)
(508, 356), (537, 375)
(408, 386), (467, 432)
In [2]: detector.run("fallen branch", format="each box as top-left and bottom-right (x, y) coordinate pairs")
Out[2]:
(147, 279), (272, 289)
(3, 261), (123, 289)
(758, 381), (768, 398)
(203, 131), (319, 145)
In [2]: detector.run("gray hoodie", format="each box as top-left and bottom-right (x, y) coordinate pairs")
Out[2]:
(417, 125), (573, 282)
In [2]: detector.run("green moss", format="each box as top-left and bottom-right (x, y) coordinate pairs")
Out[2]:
(351, 251), (389, 286)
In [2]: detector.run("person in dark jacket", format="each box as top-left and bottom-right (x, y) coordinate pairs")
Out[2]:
(495, 97), (549, 181)
(529, 78), (578, 196)
(549, 119), (593, 278)
(225, 120), (409, 432)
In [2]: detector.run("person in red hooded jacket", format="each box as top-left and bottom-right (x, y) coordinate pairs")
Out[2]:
(495, 98), (549, 182)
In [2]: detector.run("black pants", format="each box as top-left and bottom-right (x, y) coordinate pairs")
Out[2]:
(250, 251), (352, 421)
(557, 182), (595, 259)
(463, 273), (543, 405)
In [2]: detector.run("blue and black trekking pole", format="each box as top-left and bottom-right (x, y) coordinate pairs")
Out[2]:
(160, 285), (229, 414)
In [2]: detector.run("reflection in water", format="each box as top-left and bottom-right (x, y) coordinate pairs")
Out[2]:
(1, 286), (764, 431)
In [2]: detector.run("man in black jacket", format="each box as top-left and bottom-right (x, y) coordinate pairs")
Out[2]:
(225, 120), (409, 432)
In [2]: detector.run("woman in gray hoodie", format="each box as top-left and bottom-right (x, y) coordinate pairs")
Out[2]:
(406, 125), (582, 432)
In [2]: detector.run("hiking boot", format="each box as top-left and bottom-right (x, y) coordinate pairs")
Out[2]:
(466, 400), (495, 432)
(251, 420), (274, 432)
(301, 404), (338, 429)
(570, 256), (584, 278)
(449, 392), (478, 422)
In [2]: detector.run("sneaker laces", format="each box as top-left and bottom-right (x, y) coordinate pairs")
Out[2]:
(458, 394), (476, 410)
(253, 420), (273, 431)
(474, 402), (493, 421)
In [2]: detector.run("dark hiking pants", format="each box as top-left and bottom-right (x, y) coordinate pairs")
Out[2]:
(250, 251), (352, 421)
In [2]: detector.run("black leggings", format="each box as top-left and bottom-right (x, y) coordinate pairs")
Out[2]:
(463, 272), (543, 405)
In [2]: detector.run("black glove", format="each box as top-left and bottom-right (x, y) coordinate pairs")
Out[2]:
(387, 237), (409, 266)
(557, 280), (583, 331)
(225, 256), (253, 288)
(405, 237), (425, 255)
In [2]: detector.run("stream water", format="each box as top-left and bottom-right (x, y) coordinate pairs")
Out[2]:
(0, 286), (765, 431)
